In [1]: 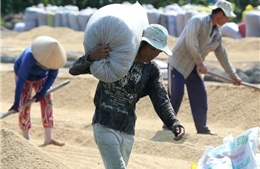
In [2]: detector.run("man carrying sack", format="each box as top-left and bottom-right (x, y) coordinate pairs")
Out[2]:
(69, 24), (185, 169)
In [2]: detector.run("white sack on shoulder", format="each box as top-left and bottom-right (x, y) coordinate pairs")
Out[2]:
(83, 2), (149, 83)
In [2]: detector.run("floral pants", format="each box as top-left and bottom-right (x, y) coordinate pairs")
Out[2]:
(17, 77), (54, 130)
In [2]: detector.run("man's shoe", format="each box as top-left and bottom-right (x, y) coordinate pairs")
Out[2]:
(198, 131), (217, 136)
(207, 131), (218, 136)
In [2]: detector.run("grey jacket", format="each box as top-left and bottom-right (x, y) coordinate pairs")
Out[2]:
(69, 54), (180, 135)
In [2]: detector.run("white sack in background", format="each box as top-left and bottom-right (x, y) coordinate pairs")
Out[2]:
(78, 8), (96, 31)
(184, 10), (198, 24)
(84, 2), (149, 83)
(13, 22), (25, 32)
(220, 22), (243, 39)
(37, 9), (47, 26)
(166, 12), (178, 37)
(46, 11), (55, 27)
(159, 13), (169, 32)
(246, 11), (260, 37)
(54, 9), (63, 27)
(176, 12), (185, 37)
(61, 11), (70, 28)
(61, 5), (78, 28)
(146, 9), (161, 24)
(24, 7), (39, 31)
(68, 11), (80, 31)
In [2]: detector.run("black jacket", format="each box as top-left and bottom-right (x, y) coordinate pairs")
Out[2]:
(69, 54), (180, 135)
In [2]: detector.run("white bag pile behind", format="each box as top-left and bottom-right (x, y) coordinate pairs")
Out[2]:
(176, 12), (186, 37)
(37, 9), (47, 26)
(83, 2), (149, 83)
(145, 7), (161, 24)
(54, 8), (63, 27)
(68, 11), (80, 31)
(78, 8), (96, 31)
(246, 10), (260, 37)
(24, 7), (39, 31)
(220, 22), (243, 39)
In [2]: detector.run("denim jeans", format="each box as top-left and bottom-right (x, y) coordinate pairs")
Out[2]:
(93, 123), (134, 169)
(168, 66), (210, 133)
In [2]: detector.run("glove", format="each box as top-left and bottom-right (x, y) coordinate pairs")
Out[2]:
(9, 104), (19, 112)
(172, 124), (185, 138)
(33, 92), (45, 102)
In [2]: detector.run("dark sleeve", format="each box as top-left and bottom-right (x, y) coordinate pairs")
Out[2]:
(38, 69), (58, 96)
(69, 53), (93, 75)
(147, 63), (180, 129)
(14, 51), (35, 105)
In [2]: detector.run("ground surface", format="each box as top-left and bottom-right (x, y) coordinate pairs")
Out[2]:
(0, 26), (259, 169)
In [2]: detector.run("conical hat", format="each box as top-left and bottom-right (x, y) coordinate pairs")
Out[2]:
(32, 36), (67, 69)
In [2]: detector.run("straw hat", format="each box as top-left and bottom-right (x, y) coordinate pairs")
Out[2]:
(32, 36), (67, 69)
(141, 24), (172, 56)
(209, 0), (236, 18)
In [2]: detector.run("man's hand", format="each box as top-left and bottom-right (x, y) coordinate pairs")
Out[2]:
(197, 63), (207, 74)
(87, 43), (110, 62)
(233, 77), (242, 86)
(172, 124), (185, 141)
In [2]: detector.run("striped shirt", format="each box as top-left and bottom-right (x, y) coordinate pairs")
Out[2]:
(168, 14), (238, 79)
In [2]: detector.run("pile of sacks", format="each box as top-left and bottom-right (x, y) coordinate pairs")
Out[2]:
(13, 2), (260, 39)
(14, 3), (97, 32)
(13, 2), (211, 38)
(142, 3), (211, 37)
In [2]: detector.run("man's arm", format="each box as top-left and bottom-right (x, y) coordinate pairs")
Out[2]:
(69, 53), (92, 75)
(147, 63), (185, 140)
(69, 43), (110, 76)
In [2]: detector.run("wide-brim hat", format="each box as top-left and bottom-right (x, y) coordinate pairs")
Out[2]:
(32, 36), (67, 69)
(141, 24), (172, 56)
(209, 0), (236, 18)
